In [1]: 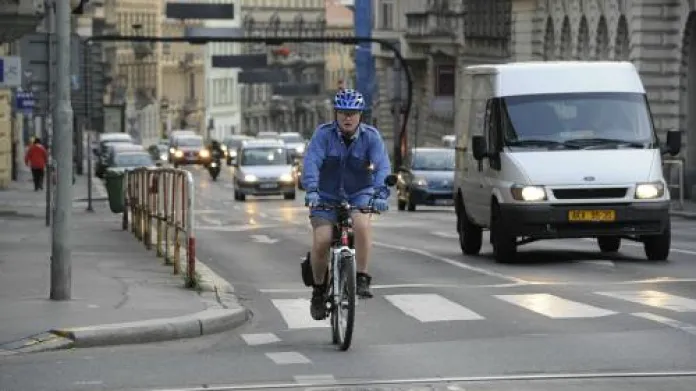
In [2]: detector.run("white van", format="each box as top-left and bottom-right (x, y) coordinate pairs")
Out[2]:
(453, 61), (681, 263)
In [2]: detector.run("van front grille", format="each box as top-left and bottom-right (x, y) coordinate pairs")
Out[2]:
(552, 188), (628, 199)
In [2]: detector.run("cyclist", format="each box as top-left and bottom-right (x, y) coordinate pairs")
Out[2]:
(301, 88), (392, 320)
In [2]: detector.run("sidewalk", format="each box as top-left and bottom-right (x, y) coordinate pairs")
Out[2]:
(0, 170), (249, 354)
(669, 199), (696, 220)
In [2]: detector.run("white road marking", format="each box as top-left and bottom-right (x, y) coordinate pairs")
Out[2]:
(374, 241), (528, 284)
(293, 374), (336, 385)
(250, 234), (279, 244)
(578, 260), (615, 267)
(197, 215), (223, 226)
(580, 238), (696, 256)
(632, 312), (696, 335)
(271, 299), (330, 329)
(259, 213), (268, 218)
(241, 333), (280, 346)
(495, 293), (617, 319)
(384, 293), (484, 322)
(432, 231), (459, 239)
(265, 351), (311, 365)
(595, 290), (696, 312)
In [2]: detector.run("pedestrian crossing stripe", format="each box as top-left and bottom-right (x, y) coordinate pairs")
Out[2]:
(269, 290), (696, 329)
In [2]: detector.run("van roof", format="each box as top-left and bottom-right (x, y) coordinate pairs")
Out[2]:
(466, 61), (644, 96)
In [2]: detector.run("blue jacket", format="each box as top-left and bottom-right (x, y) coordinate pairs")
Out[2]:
(301, 122), (392, 202)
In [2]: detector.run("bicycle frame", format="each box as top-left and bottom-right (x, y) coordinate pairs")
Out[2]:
(329, 206), (356, 312)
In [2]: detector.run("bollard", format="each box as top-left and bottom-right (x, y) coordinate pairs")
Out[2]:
(184, 170), (196, 288)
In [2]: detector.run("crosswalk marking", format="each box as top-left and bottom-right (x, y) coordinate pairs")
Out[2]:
(494, 293), (617, 319)
(265, 352), (311, 365)
(271, 299), (330, 329)
(241, 333), (280, 346)
(384, 294), (484, 322)
(595, 290), (696, 312)
(632, 312), (696, 335)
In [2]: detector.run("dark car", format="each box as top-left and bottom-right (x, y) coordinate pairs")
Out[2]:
(95, 143), (143, 178)
(222, 135), (253, 165)
(106, 150), (156, 172)
(396, 147), (455, 211)
(170, 135), (210, 167)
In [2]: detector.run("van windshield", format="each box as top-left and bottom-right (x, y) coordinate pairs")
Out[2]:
(502, 92), (656, 149)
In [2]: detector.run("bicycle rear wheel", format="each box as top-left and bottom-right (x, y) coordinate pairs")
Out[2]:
(332, 253), (356, 351)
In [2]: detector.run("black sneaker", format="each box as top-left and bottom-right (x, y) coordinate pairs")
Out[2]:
(356, 272), (373, 298)
(310, 284), (327, 320)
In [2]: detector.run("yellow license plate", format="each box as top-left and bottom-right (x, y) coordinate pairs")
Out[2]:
(568, 210), (616, 222)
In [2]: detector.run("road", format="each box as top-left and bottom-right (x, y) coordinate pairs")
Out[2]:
(2, 165), (696, 391)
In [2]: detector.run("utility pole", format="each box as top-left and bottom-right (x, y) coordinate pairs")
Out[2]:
(50, 0), (74, 301)
(44, 0), (55, 227)
(391, 60), (403, 170)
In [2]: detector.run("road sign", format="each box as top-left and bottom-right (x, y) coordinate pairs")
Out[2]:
(15, 91), (36, 113)
(0, 56), (22, 88)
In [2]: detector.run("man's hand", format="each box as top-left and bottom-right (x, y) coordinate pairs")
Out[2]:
(305, 191), (320, 207)
(372, 198), (389, 212)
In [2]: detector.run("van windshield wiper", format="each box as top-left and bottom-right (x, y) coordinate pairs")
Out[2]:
(506, 139), (579, 149)
(562, 138), (647, 149)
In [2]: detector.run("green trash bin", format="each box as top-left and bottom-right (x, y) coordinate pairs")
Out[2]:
(104, 169), (126, 213)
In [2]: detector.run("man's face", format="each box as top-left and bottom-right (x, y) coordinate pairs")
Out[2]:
(336, 110), (361, 133)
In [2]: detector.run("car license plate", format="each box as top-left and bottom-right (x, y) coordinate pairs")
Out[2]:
(260, 183), (277, 189)
(568, 210), (616, 222)
(435, 199), (453, 206)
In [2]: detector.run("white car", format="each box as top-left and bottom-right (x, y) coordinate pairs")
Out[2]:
(232, 139), (296, 201)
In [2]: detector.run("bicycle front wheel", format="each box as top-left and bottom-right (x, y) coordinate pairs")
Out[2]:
(333, 253), (356, 351)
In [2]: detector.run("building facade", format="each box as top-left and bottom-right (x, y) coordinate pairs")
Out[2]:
(239, 0), (327, 137)
(325, 0), (355, 91)
(509, 0), (696, 198)
(202, 1), (243, 141)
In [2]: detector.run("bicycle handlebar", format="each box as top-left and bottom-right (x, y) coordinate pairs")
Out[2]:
(307, 202), (382, 215)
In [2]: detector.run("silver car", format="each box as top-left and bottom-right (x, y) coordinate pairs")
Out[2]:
(232, 139), (296, 201)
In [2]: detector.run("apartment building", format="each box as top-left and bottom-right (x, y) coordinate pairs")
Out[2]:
(202, 1), (243, 140)
(239, 0), (326, 136)
(325, 0), (354, 91)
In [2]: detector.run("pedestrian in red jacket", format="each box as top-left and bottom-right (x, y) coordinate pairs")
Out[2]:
(24, 138), (49, 191)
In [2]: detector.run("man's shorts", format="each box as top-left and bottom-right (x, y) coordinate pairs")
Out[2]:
(309, 194), (373, 228)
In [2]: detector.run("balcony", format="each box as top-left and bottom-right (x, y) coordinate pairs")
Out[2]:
(405, 11), (463, 45)
(0, 0), (46, 43)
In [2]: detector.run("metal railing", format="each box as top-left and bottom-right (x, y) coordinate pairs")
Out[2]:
(663, 159), (685, 210)
(124, 167), (197, 287)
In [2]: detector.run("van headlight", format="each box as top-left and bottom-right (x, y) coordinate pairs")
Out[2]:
(244, 174), (257, 182)
(279, 173), (294, 182)
(635, 182), (664, 199)
(511, 185), (547, 201)
(174, 150), (184, 158)
(199, 149), (210, 158)
(414, 177), (428, 187)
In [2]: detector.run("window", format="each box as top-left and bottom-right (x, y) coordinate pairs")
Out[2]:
(380, 1), (394, 30)
(434, 65), (455, 96)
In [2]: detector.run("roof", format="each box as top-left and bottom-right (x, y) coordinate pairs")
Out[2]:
(466, 61), (645, 96)
(100, 133), (132, 141)
(412, 147), (454, 153)
(241, 139), (285, 148)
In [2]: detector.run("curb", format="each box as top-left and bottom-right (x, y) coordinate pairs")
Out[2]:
(670, 210), (696, 220)
(0, 258), (250, 355)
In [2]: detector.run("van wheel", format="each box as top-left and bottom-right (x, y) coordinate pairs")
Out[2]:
(643, 222), (671, 261)
(490, 203), (517, 263)
(597, 236), (621, 253)
(456, 202), (482, 255)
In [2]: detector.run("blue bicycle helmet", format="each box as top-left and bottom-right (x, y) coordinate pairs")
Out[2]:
(333, 89), (365, 111)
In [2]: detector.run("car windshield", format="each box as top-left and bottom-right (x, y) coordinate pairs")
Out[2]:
(279, 134), (303, 143)
(114, 153), (153, 167)
(503, 92), (656, 149)
(241, 147), (288, 166)
(225, 138), (248, 148)
(411, 150), (455, 171)
(177, 137), (203, 147)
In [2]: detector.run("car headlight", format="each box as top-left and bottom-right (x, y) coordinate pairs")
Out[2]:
(279, 173), (294, 182)
(221, 144), (227, 151)
(635, 182), (664, 199)
(296, 145), (305, 154)
(511, 185), (546, 201)
(159, 153), (168, 161)
(244, 174), (257, 182)
(199, 149), (210, 158)
(230, 150), (237, 157)
(174, 150), (184, 158)
(169, 148), (175, 154)
(414, 177), (428, 187)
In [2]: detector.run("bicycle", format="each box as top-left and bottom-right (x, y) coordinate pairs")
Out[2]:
(307, 200), (382, 351)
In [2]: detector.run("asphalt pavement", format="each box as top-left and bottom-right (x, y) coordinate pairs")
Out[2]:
(2, 164), (696, 391)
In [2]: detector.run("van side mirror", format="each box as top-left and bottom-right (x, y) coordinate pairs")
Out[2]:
(472, 135), (487, 160)
(385, 174), (397, 187)
(664, 129), (681, 156)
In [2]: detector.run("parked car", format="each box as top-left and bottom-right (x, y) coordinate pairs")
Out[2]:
(277, 132), (307, 159)
(96, 143), (144, 178)
(106, 150), (156, 173)
(148, 142), (170, 164)
(232, 139), (296, 201)
(396, 147), (455, 211)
